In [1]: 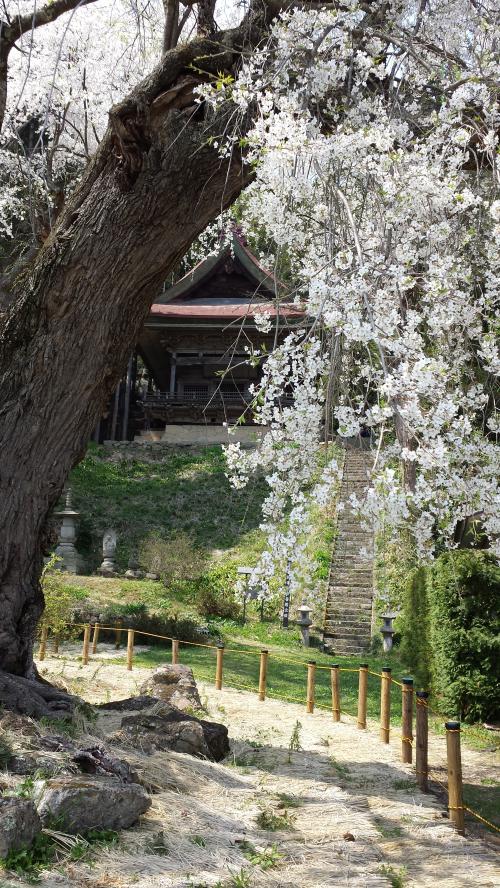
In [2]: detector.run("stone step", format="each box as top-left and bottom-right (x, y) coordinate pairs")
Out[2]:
(327, 589), (373, 597)
(323, 641), (371, 654)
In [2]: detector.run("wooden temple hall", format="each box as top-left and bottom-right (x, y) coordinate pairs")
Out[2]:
(96, 234), (303, 444)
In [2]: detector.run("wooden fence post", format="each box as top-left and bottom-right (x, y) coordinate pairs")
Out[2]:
(416, 691), (429, 792)
(401, 677), (414, 763)
(357, 663), (368, 729)
(127, 629), (134, 671)
(258, 649), (269, 701)
(306, 661), (316, 714)
(446, 721), (465, 834)
(38, 626), (48, 661)
(380, 666), (391, 744)
(330, 664), (340, 722)
(82, 624), (91, 665)
(215, 644), (224, 690)
(172, 639), (179, 665)
(115, 619), (123, 649)
(92, 622), (100, 655)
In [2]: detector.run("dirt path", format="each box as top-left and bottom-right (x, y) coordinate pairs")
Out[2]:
(31, 653), (499, 888)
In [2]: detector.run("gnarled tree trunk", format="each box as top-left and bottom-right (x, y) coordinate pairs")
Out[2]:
(0, 10), (274, 677)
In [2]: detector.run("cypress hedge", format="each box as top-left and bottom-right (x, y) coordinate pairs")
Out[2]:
(401, 550), (500, 722)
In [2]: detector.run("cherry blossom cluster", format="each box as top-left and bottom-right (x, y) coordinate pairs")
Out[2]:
(208, 0), (500, 591)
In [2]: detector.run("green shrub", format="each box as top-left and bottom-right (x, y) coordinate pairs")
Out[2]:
(196, 564), (241, 619)
(40, 555), (86, 637)
(139, 531), (205, 588)
(399, 566), (431, 690)
(73, 602), (208, 645)
(427, 551), (500, 722)
(400, 550), (500, 722)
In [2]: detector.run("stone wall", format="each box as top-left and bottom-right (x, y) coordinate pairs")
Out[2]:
(135, 425), (268, 446)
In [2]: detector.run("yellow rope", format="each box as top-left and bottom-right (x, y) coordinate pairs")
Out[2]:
(463, 807), (500, 833)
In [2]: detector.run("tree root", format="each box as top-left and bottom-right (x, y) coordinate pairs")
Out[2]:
(0, 670), (78, 718)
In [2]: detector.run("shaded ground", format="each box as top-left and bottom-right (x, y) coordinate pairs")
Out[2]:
(22, 650), (500, 888)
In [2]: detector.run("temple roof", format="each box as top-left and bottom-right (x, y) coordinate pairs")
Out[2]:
(150, 231), (299, 322)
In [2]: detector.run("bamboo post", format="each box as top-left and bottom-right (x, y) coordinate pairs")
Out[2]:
(416, 691), (429, 792)
(357, 663), (368, 729)
(38, 626), (48, 661)
(258, 649), (269, 701)
(401, 677), (414, 763)
(380, 666), (391, 744)
(330, 664), (340, 721)
(126, 628), (134, 671)
(172, 639), (179, 664)
(446, 720), (464, 834)
(82, 623), (91, 665)
(215, 644), (224, 690)
(52, 634), (60, 654)
(306, 661), (316, 714)
(115, 618), (123, 649)
(92, 622), (100, 654)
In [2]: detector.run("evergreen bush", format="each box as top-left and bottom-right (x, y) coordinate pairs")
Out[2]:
(400, 550), (500, 722)
(398, 566), (431, 690)
(427, 551), (500, 722)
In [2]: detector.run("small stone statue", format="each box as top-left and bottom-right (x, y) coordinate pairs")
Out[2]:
(54, 489), (82, 574)
(98, 529), (117, 576)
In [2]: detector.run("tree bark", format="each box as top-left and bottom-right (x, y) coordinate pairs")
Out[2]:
(0, 5), (281, 677)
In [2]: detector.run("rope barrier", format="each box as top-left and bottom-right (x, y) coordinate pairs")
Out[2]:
(41, 622), (500, 835)
(463, 807), (500, 834)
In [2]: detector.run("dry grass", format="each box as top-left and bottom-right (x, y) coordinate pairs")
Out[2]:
(7, 653), (498, 888)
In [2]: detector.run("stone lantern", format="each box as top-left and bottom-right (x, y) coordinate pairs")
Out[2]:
(297, 602), (313, 647)
(54, 489), (82, 574)
(380, 612), (398, 653)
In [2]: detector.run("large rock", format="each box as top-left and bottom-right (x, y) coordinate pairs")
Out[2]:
(98, 695), (160, 712)
(120, 706), (229, 761)
(140, 665), (202, 712)
(0, 799), (41, 857)
(34, 776), (151, 833)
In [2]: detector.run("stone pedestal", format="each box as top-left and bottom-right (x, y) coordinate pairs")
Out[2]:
(54, 490), (82, 574)
(124, 556), (144, 580)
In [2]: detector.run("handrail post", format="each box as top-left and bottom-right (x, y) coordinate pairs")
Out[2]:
(215, 644), (224, 690)
(258, 649), (269, 701)
(127, 628), (134, 671)
(82, 623), (91, 665)
(416, 691), (429, 792)
(401, 677), (414, 763)
(380, 666), (391, 743)
(38, 626), (48, 661)
(357, 663), (368, 729)
(92, 622), (100, 654)
(172, 638), (179, 664)
(306, 661), (316, 714)
(330, 664), (340, 721)
(115, 618), (123, 649)
(446, 721), (464, 834)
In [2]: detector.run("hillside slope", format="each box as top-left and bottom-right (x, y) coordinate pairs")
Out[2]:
(68, 443), (269, 573)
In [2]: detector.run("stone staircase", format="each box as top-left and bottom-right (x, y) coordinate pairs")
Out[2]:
(323, 443), (374, 655)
